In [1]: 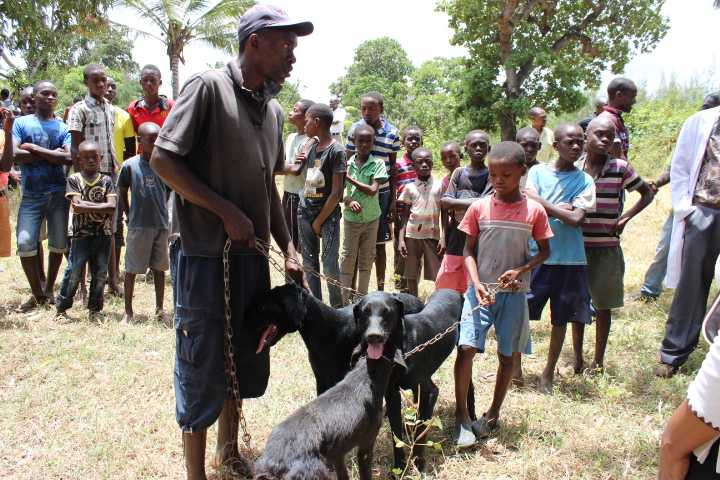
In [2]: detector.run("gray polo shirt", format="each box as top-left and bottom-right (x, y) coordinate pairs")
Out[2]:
(155, 58), (284, 257)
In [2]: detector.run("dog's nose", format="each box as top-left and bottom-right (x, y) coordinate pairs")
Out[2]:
(366, 333), (384, 345)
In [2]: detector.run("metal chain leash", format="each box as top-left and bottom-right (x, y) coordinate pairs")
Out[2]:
(222, 238), (253, 453)
(404, 281), (524, 359)
(254, 237), (365, 303)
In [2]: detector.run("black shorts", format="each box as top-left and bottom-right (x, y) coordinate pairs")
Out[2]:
(174, 252), (271, 432)
(527, 264), (591, 326)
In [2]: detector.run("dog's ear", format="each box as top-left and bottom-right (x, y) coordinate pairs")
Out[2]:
(392, 348), (407, 372)
(390, 294), (406, 345)
(353, 297), (365, 329)
(349, 343), (363, 367)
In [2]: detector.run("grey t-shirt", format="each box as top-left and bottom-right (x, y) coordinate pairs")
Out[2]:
(117, 155), (168, 229)
(154, 59), (285, 257)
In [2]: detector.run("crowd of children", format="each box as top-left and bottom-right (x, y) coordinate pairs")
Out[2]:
(0, 71), (670, 450)
(1, 63), (174, 324)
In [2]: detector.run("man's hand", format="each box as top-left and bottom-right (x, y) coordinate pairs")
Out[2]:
(284, 254), (308, 289)
(348, 200), (362, 214)
(437, 237), (446, 256)
(498, 269), (522, 291)
(399, 238), (408, 258)
(611, 217), (630, 236)
(647, 180), (659, 195)
(220, 204), (255, 248)
(475, 283), (493, 306)
(1, 108), (14, 133)
(312, 219), (322, 236)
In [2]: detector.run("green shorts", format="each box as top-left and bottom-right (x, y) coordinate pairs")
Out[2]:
(586, 246), (625, 310)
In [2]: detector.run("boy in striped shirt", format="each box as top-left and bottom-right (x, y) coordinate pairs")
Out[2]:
(575, 116), (653, 372)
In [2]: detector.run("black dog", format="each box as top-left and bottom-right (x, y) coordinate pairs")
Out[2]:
(356, 289), (465, 471)
(249, 286), (473, 472)
(254, 295), (407, 480)
(247, 283), (424, 394)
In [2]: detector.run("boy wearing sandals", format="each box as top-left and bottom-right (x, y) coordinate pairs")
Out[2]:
(454, 142), (552, 447)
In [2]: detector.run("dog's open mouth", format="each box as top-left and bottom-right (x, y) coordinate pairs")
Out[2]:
(366, 341), (385, 360)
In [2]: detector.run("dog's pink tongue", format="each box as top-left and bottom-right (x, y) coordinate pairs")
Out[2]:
(367, 342), (384, 360)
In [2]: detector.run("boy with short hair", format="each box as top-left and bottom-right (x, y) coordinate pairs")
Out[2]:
(393, 126), (421, 290)
(454, 141), (552, 447)
(298, 103), (346, 307)
(56, 141), (117, 316)
(398, 147), (444, 296)
(340, 124), (388, 304)
(516, 127), (541, 187)
(575, 117), (653, 372)
(68, 63), (122, 296)
(525, 124), (596, 393)
(118, 122), (170, 324)
(277, 99), (314, 252)
(437, 130), (493, 292)
(440, 141), (462, 193)
(128, 64), (175, 138)
(346, 92), (401, 291)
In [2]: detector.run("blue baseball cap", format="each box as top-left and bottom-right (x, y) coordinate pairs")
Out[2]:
(238, 4), (314, 45)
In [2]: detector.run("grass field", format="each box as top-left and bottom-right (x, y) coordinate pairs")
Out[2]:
(0, 186), (709, 479)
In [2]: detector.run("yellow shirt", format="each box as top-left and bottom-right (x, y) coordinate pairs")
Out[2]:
(113, 107), (135, 164)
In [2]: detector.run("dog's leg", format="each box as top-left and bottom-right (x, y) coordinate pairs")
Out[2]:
(385, 388), (406, 471)
(468, 380), (477, 422)
(411, 380), (439, 472)
(333, 456), (350, 480)
(357, 439), (376, 480)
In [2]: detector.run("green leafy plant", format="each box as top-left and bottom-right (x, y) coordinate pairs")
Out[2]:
(391, 388), (445, 479)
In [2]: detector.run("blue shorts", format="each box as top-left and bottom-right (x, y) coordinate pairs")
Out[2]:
(527, 264), (592, 326)
(16, 190), (69, 256)
(458, 287), (532, 357)
(174, 252), (270, 432)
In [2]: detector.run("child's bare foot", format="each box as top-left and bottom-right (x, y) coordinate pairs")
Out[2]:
(17, 295), (47, 313)
(538, 374), (554, 394)
(156, 310), (172, 327)
(121, 313), (133, 325)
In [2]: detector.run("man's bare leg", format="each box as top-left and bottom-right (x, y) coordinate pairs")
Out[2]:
(375, 244), (386, 291)
(215, 398), (252, 476)
(37, 243), (47, 290)
(512, 353), (524, 387)
(122, 272), (136, 325)
(592, 309), (612, 372)
(571, 322), (585, 373)
(19, 255), (47, 310)
(540, 324), (567, 393)
(45, 251), (64, 300)
(183, 429), (207, 480)
(153, 269), (165, 317)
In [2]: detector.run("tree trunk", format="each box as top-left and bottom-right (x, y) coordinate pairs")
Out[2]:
(170, 54), (180, 100)
(499, 110), (517, 141)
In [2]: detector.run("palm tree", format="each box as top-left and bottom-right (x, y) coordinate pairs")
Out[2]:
(121, 0), (255, 98)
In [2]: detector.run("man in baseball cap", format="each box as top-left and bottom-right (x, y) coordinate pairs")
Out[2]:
(237, 4), (313, 47)
(150, 4), (312, 480)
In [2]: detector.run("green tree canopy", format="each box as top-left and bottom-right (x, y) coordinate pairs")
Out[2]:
(0, 0), (112, 76)
(407, 57), (471, 151)
(330, 37), (414, 125)
(439, 0), (670, 140)
(120, 0), (255, 98)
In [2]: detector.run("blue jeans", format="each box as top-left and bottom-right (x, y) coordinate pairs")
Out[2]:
(641, 212), (673, 297)
(169, 237), (182, 310)
(298, 206), (342, 307)
(16, 190), (69, 256)
(56, 236), (111, 312)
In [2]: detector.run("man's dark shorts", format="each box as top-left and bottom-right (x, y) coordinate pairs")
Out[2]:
(527, 264), (592, 326)
(174, 252), (270, 432)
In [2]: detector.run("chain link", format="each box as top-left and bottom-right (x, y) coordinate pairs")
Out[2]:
(254, 237), (364, 303)
(222, 238), (253, 453)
